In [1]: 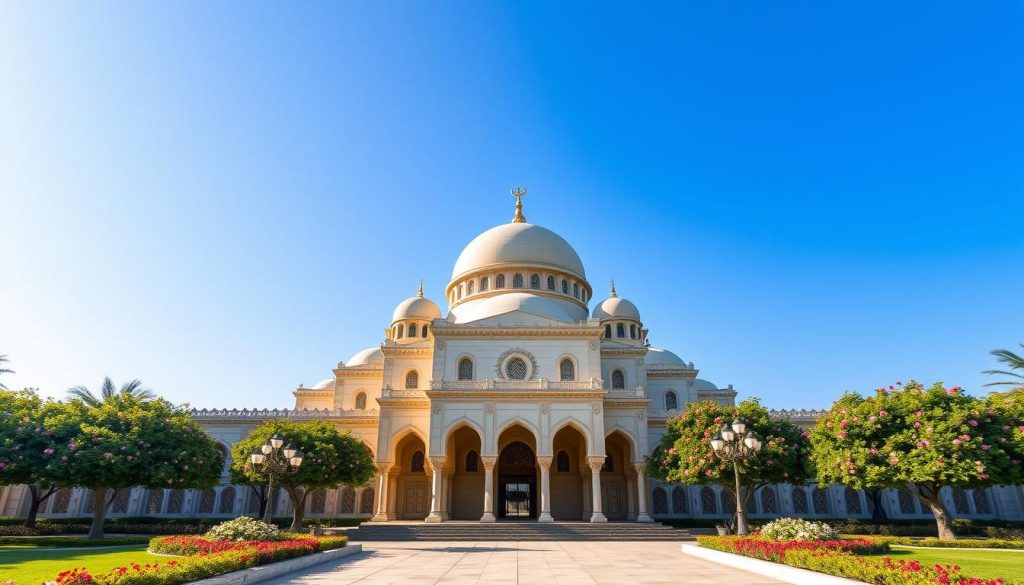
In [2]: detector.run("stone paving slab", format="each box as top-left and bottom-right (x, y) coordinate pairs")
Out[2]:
(260, 541), (784, 585)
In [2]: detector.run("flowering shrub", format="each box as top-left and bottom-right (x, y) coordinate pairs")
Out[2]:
(698, 536), (1006, 585)
(760, 517), (838, 541)
(205, 516), (280, 541)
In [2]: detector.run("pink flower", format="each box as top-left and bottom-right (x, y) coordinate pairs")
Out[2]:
(61, 455), (68, 461)
(869, 448), (879, 455)
(0, 463), (5, 469)
(969, 420), (978, 427)
(849, 469), (857, 475)
(952, 439), (962, 446)
(914, 410), (923, 417)
(869, 416), (877, 422)
(801, 431), (809, 438)
(103, 452), (113, 459)
(914, 421), (921, 428)
(43, 448), (55, 455)
(839, 431), (848, 439)
(962, 434), (971, 441)
(879, 410), (888, 417)
(981, 444), (990, 451)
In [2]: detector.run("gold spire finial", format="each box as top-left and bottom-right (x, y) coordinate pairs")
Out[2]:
(510, 187), (527, 223)
(610, 278), (617, 298)
(417, 279), (424, 298)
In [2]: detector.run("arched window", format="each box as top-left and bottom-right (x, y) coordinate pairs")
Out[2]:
(411, 451), (425, 472)
(397, 324), (404, 339)
(458, 357), (474, 380)
(530, 274), (540, 289)
(512, 273), (524, 288)
(147, 489), (165, 514)
(465, 450), (479, 472)
(701, 487), (717, 514)
(405, 370), (419, 389)
(480, 277), (489, 291)
(793, 488), (809, 515)
(973, 489), (992, 514)
(309, 489), (326, 514)
(605, 324), (611, 338)
(630, 324), (637, 339)
(457, 284), (463, 299)
(505, 357), (528, 380)
(845, 487), (863, 515)
(556, 451), (570, 472)
(611, 369), (625, 389)
(898, 490), (917, 515)
(665, 391), (678, 411)
(198, 488), (215, 514)
(601, 453), (614, 472)
(812, 487), (830, 515)
(573, 283), (580, 298)
(496, 274), (506, 288)
(761, 487), (778, 514)
(616, 323), (625, 338)
(50, 488), (71, 514)
(422, 325), (428, 337)
(652, 487), (668, 514)
(110, 489), (130, 514)
(672, 487), (688, 514)
(355, 392), (367, 410)
(218, 486), (235, 514)
(359, 488), (375, 514)
(559, 358), (575, 381)
(561, 279), (568, 294)
(467, 280), (474, 295)
(408, 323), (417, 338)
(720, 490), (735, 514)
(952, 488), (970, 516)
(547, 276), (555, 291)
(340, 487), (356, 513)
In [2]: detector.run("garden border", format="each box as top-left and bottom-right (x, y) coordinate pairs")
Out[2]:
(680, 543), (863, 585)
(188, 543), (363, 585)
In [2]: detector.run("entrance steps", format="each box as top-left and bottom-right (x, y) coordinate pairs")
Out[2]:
(332, 521), (698, 541)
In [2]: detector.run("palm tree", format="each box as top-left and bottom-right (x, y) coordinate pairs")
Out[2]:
(983, 344), (1024, 390)
(68, 376), (155, 407)
(0, 354), (13, 390)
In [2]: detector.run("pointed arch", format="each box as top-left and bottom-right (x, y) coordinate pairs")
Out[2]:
(548, 416), (592, 456)
(442, 417), (485, 448)
(385, 424), (428, 462)
(493, 416), (541, 454)
(604, 426), (640, 462)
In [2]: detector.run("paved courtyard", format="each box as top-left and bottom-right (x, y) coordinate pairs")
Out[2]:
(264, 541), (782, 585)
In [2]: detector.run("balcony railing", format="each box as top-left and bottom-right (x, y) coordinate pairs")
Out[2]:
(429, 378), (602, 391)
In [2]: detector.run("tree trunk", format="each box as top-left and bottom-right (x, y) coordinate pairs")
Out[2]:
(866, 489), (888, 531)
(286, 486), (306, 531)
(926, 497), (957, 540)
(88, 488), (108, 540)
(23, 484), (58, 528)
(249, 485), (267, 518)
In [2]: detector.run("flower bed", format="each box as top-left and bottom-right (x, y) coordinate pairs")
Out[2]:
(697, 536), (1008, 584)
(46, 534), (348, 585)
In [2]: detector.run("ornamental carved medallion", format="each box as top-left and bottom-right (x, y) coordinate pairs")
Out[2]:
(495, 347), (538, 380)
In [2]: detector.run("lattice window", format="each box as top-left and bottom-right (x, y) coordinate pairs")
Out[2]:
(309, 489), (326, 514)
(845, 487), (863, 515)
(898, 490), (917, 514)
(500, 442), (534, 467)
(458, 357), (474, 380)
(512, 273), (524, 288)
(467, 281), (475, 295)
(496, 274), (505, 288)
(556, 451), (570, 472)
(338, 487), (355, 513)
(355, 392), (367, 409)
(701, 487), (717, 514)
(405, 370), (418, 389)
(561, 279), (568, 294)
(601, 453), (614, 472)
(611, 370), (625, 389)
(793, 488), (809, 514)
(110, 489), (130, 514)
(409, 323), (417, 337)
(530, 274), (540, 289)
(665, 391), (678, 410)
(652, 487), (668, 514)
(952, 488), (970, 516)
(218, 486), (235, 514)
(166, 489), (184, 514)
(721, 490), (735, 514)
(559, 358), (575, 381)
(761, 487), (778, 514)
(466, 450), (479, 472)
(360, 488), (375, 514)
(48, 488), (70, 514)
(411, 451), (425, 472)
(812, 487), (829, 515)
(505, 358), (528, 380)
(547, 276), (555, 291)
(246, 489), (260, 514)
(198, 488), (215, 514)
(973, 489), (992, 515)
(672, 487), (688, 514)
(144, 489), (163, 514)
(480, 277), (489, 291)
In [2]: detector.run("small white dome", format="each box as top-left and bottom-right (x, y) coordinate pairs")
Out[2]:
(392, 295), (442, 324)
(592, 295), (641, 321)
(694, 378), (718, 391)
(346, 346), (384, 367)
(645, 346), (686, 367)
(452, 222), (586, 281)
(312, 378), (335, 390)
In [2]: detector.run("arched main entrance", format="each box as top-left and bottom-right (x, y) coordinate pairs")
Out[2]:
(498, 441), (537, 519)
(393, 433), (429, 520)
(446, 424), (484, 520)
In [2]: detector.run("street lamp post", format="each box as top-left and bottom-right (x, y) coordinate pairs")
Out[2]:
(249, 434), (303, 524)
(710, 419), (762, 536)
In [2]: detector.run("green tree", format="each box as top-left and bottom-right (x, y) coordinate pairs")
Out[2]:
(0, 390), (81, 527)
(0, 355), (14, 390)
(809, 381), (1022, 540)
(647, 399), (809, 533)
(230, 420), (375, 531)
(984, 344), (1024, 391)
(67, 376), (155, 407)
(57, 394), (223, 538)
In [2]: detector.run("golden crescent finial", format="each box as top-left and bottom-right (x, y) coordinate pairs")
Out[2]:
(417, 279), (424, 298)
(510, 187), (527, 223)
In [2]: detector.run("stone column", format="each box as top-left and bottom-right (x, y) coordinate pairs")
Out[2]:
(634, 463), (653, 522)
(426, 457), (446, 523)
(588, 456), (607, 523)
(371, 463), (391, 522)
(481, 456), (497, 522)
(537, 456), (553, 522)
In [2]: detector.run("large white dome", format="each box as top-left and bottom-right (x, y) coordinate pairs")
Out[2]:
(451, 222), (586, 281)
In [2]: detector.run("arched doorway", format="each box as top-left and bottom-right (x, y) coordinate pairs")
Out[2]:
(603, 431), (634, 520)
(446, 425), (484, 520)
(498, 441), (537, 519)
(393, 433), (429, 520)
(551, 424), (587, 520)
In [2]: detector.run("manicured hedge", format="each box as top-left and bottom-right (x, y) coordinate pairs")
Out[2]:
(0, 535), (151, 547)
(659, 517), (1024, 539)
(0, 516), (364, 537)
(871, 536), (1024, 550)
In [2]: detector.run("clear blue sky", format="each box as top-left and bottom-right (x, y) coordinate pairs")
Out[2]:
(1, 2), (1021, 409)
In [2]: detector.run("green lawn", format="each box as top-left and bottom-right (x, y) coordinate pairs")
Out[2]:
(866, 545), (1024, 583)
(0, 544), (176, 585)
